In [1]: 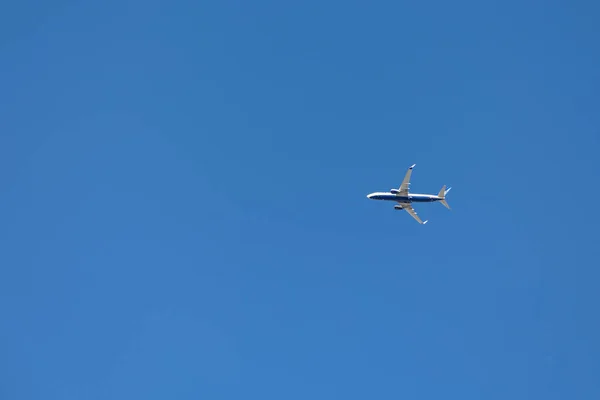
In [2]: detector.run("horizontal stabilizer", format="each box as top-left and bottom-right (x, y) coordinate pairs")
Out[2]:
(438, 185), (451, 209)
(437, 185), (447, 198)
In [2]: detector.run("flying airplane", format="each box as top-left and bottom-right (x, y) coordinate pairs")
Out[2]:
(367, 164), (451, 224)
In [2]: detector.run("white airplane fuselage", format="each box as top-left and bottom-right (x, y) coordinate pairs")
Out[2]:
(367, 164), (451, 224)
(367, 192), (441, 203)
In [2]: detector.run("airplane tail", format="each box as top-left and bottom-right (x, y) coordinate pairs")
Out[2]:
(437, 185), (451, 210)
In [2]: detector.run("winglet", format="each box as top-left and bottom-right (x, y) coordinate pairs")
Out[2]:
(409, 163), (416, 169)
(423, 220), (428, 225)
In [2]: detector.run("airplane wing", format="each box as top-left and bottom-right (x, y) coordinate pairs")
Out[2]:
(398, 202), (428, 224)
(398, 164), (416, 196)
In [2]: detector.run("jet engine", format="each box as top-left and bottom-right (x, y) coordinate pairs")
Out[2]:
(394, 205), (403, 210)
(390, 189), (400, 194)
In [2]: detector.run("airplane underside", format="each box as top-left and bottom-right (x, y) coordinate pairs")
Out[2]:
(367, 163), (451, 224)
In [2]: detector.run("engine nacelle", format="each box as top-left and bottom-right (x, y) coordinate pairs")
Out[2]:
(390, 189), (400, 194)
(394, 205), (403, 210)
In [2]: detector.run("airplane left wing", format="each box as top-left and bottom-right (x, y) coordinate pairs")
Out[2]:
(398, 164), (416, 196)
(398, 202), (428, 224)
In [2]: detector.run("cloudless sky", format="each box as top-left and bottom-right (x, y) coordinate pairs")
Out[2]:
(1, 1), (599, 399)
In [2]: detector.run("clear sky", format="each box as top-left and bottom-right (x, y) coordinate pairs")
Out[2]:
(1, 1), (599, 399)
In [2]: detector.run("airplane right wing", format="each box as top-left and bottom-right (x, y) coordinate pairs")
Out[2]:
(398, 164), (416, 196)
(398, 202), (428, 224)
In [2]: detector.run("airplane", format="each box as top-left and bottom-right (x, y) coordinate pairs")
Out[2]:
(367, 164), (451, 224)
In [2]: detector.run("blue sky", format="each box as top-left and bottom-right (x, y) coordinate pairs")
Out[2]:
(1, 0), (599, 399)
